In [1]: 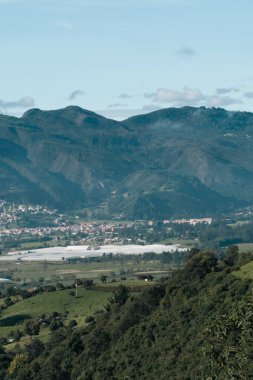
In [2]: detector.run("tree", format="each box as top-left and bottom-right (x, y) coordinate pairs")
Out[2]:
(49, 319), (64, 332)
(100, 275), (108, 284)
(23, 320), (40, 338)
(68, 320), (77, 329)
(85, 315), (95, 323)
(4, 297), (14, 307)
(25, 338), (44, 360)
(8, 353), (29, 376)
(222, 245), (239, 267)
(0, 344), (10, 378)
(203, 294), (253, 379)
(56, 282), (65, 290)
(8, 329), (22, 342)
(184, 251), (218, 279)
(110, 285), (129, 306)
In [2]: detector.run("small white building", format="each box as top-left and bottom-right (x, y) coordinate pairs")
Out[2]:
(0, 278), (12, 283)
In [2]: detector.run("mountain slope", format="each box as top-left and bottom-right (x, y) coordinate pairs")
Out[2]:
(2, 251), (253, 380)
(0, 106), (253, 218)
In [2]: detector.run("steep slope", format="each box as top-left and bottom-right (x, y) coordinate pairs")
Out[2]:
(0, 106), (253, 218)
(2, 251), (253, 380)
(0, 107), (137, 210)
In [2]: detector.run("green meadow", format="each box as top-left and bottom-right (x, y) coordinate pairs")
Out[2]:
(233, 260), (253, 280)
(237, 243), (253, 253)
(0, 253), (176, 344)
(0, 257), (174, 284)
(0, 288), (112, 337)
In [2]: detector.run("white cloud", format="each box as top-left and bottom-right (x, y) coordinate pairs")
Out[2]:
(154, 87), (205, 105)
(68, 90), (85, 101)
(207, 96), (242, 107)
(0, 96), (35, 109)
(144, 87), (243, 108)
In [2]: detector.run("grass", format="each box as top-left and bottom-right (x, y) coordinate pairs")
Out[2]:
(98, 279), (155, 288)
(233, 260), (253, 280)
(0, 258), (173, 284)
(0, 255), (177, 341)
(1, 278), (153, 348)
(232, 244), (253, 281)
(0, 288), (112, 337)
(158, 237), (197, 247)
(19, 240), (61, 249)
(237, 243), (253, 253)
(5, 326), (51, 351)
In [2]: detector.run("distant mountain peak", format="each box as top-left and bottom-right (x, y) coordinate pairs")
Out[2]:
(22, 108), (43, 118)
(22, 106), (96, 118)
(22, 106), (118, 126)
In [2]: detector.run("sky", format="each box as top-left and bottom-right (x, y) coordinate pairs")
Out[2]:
(1, 0), (253, 120)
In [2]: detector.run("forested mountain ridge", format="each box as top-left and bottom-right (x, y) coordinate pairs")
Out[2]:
(1, 249), (253, 380)
(1, 106), (253, 218)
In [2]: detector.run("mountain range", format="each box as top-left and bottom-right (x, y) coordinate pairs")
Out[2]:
(1, 105), (253, 219)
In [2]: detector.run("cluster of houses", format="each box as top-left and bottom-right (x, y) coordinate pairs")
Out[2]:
(0, 200), (57, 227)
(164, 218), (213, 225)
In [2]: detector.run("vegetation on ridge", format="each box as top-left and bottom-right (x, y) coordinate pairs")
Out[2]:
(1, 106), (253, 218)
(1, 247), (253, 379)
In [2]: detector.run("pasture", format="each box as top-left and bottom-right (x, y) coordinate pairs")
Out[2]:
(233, 260), (253, 280)
(0, 256), (176, 285)
(237, 243), (253, 253)
(0, 288), (112, 337)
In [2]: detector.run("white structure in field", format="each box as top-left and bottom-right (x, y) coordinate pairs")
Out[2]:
(0, 278), (12, 283)
(0, 244), (188, 262)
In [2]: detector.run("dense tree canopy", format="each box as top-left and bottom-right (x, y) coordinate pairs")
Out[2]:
(2, 249), (253, 379)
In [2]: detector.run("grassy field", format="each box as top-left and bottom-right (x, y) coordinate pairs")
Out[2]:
(233, 260), (253, 280)
(0, 253), (177, 343)
(98, 279), (155, 289)
(19, 239), (67, 250)
(0, 288), (112, 336)
(158, 237), (197, 247)
(237, 243), (253, 253)
(0, 258), (174, 285)
(230, 244), (253, 280)
(5, 326), (52, 351)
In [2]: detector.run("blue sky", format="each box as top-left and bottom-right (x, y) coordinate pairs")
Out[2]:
(1, 0), (253, 119)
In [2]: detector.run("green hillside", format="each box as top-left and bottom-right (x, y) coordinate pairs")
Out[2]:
(233, 259), (253, 280)
(0, 289), (111, 330)
(1, 249), (253, 379)
(1, 106), (253, 218)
